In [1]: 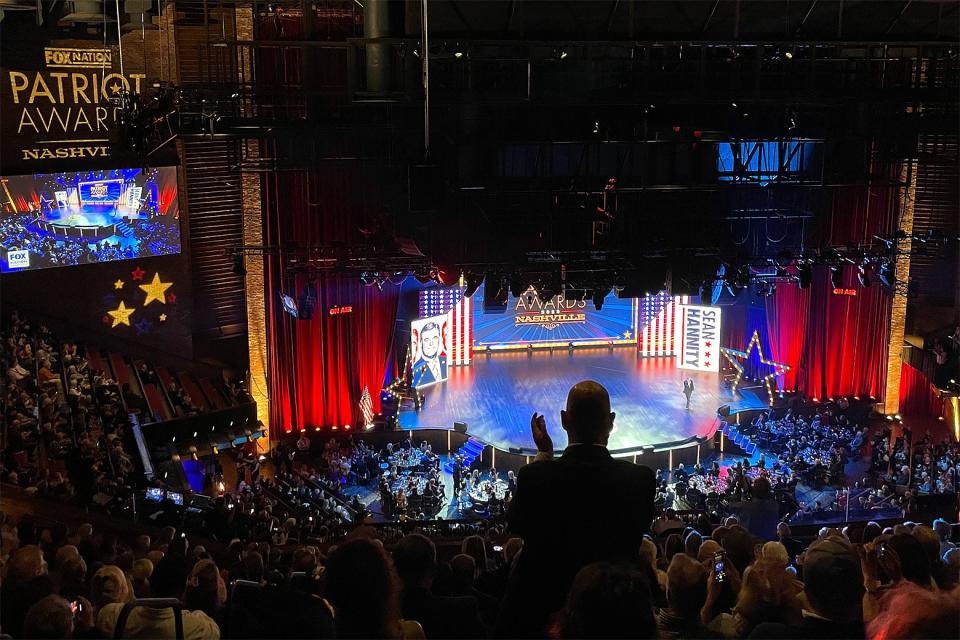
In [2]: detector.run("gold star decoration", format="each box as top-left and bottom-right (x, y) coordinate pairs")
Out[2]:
(107, 301), (136, 328)
(113, 279), (124, 290)
(110, 82), (121, 94)
(623, 330), (633, 339)
(139, 272), (173, 306)
(720, 329), (791, 406)
(159, 313), (167, 322)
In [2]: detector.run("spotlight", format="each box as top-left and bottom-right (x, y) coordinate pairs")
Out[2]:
(785, 51), (793, 59)
(879, 261), (895, 289)
(830, 265), (843, 289)
(797, 263), (812, 289)
(231, 252), (246, 276)
(857, 265), (871, 288)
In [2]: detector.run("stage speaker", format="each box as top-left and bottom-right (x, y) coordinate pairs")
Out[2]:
(453, 421), (468, 434)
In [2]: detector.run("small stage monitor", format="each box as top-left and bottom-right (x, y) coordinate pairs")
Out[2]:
(167, 491), (184, 506)
(145, 487), (165, 502)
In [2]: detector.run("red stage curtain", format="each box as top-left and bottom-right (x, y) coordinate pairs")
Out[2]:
(899, 362), (945, 418)
(262, 170), (399, 433)
(763, 171), (901, 402)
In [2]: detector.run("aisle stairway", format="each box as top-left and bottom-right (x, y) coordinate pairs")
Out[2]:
(719, 421), (758, 457)
(443, 437), (485, 473)
(113, 219), (135, 238)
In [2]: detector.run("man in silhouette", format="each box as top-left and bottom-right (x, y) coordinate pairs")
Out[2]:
(497, 380), (656, 637)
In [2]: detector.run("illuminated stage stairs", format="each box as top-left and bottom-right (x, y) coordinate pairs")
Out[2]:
(719, 422), (758, 457)
(113, 220), (135, 237)
(443, 437), (486, 473)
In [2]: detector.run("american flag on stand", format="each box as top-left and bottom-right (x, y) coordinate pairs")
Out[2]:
(418, 287), (472, 366)
(637, 292), (690, 356)
(359, 385), (375, 427)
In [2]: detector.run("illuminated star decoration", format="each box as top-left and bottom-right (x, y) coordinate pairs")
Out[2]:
(720, 329), (791, 407)
(131, 266), (145, 281)
(114, 279), (125, 290)
(139, 272), (173, 306)
(159, 313), (167, 322)
(107, 301), (136, 328)
(623, 330), (633, 339)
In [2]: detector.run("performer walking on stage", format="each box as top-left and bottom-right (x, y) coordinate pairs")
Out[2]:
(683, 378), (695, 409)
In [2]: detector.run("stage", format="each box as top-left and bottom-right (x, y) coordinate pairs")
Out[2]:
(398, 348), (769, 455)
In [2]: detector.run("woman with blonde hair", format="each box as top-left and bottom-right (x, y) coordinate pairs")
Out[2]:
(705, 557), (801, 637)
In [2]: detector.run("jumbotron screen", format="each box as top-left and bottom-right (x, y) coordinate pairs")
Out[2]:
(0, 167), (181, 273)
(471, 283), (636, 348)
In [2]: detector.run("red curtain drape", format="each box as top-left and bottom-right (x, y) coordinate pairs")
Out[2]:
(899, 362), (945, 418)
(262, 169), (399, 434)
(763, 168), (901, 402)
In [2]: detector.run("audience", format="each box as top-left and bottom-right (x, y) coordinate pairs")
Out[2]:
(2, 373), (959, 640)
(392, 533), (483, 639)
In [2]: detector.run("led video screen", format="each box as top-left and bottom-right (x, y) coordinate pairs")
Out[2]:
(411, 314), (449, 388)
(0, 167), (181, 273)
(471, 283), (637, 349)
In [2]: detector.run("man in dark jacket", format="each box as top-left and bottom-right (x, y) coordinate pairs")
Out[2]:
(497, 380), (656, 637)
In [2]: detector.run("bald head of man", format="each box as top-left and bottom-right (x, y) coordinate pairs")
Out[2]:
(560, 380), (615, 445)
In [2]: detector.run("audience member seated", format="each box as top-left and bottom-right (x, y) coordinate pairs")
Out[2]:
(325, 537), (424, 639)
(392, 533), (484, 639)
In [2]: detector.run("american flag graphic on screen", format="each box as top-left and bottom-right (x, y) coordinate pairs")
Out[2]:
(637, 292), (689, 356)
(418, 287), (472, 366)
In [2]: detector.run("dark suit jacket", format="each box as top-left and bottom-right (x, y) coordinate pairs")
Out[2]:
(497, 445), (656, 637)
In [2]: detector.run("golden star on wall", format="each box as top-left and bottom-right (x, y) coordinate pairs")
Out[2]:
(159, 314), (167, 322)
(139, 273), (173, 306)
(113, 279), (124, 290)
(108, 301), (135, 328)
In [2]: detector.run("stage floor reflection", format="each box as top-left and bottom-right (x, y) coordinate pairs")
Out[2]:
(398, 349), (768, 453)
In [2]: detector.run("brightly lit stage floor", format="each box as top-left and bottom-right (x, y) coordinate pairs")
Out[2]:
(398, 348), (769, 455)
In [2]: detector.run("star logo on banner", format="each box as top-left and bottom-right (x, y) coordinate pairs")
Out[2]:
(139, 273), (172, 306)
(134, 319), (153, 336)
(131, 267), (145, 281)
(107, 301), (135, 328)
(720, 329), (791, 406)
(623, 330), (632, 339)
(113, 279), (125, 290)
(159, 314), (167, 322)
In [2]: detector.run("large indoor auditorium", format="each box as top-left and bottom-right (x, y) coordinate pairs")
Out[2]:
(1, 1), (959, 639)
